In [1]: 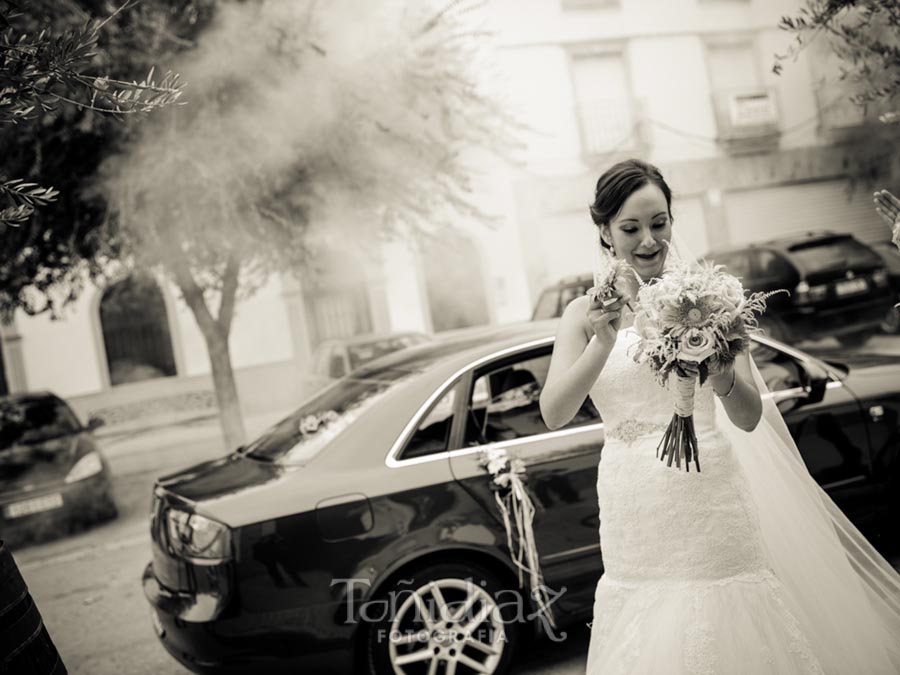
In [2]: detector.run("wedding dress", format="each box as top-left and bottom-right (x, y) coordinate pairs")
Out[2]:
(584, 322), (900, 674)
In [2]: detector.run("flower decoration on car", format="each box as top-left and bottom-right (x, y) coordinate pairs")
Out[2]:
(299, 410), (340, 435)
(478, 446), (556, 629)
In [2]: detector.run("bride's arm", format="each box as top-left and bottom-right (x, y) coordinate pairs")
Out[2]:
(540, 295), (613, 431)
(710, 350), (762, 432)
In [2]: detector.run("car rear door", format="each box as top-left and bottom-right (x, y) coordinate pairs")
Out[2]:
(447, 346), (604, 616)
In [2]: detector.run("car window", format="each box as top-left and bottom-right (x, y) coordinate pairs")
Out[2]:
(755, 251), (793, 280)
(400, 386), (458, 460)
(463, 352), (600, 446)
(347, 336), (426, 371)
(787, 237), (880, 272)
(750, 342), (804, 393)
(244, 371), (416, 464)
(328, 353), (346, 379)
(532, 290), (560, 320)
(0, 397), (81, 449)
(716, 252), (752, 280)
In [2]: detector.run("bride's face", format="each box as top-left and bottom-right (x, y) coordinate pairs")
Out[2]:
(601, 183), (672, 282)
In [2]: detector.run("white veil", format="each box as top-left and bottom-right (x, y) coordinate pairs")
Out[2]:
(594, 228), (900, 672)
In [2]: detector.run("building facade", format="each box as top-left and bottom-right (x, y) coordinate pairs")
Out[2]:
(482, 0), (899, 297)
(1, 0), (896, 423)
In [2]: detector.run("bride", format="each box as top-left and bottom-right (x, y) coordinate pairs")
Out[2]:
(540, 159), (900, 674)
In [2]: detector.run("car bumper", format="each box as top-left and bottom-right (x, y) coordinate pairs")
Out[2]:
(0, 471), (115, 545)
(780, 296), (894, 339)
(142, 563), (355, 674)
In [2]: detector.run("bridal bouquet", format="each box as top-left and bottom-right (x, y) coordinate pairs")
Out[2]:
(632, 259), (781, 471)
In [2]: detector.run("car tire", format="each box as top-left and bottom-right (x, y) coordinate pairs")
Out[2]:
(97, 489), (119, 522)
(361, 561), (522, 675)
(837, 330), (875, 348)
(880, 306), (900, 334)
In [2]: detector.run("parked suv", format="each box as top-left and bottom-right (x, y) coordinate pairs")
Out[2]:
(531, 274), (593, 321)
(706, 232), (894, 346)
(310, 332), (432, 380)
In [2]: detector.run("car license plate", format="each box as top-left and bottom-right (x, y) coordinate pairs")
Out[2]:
(150, 610), (165, 638)
(3, 493), (64, 519)
(836, 278), (867, 296)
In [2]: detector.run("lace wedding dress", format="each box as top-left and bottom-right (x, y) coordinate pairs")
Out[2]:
(585, 325), (900, 674)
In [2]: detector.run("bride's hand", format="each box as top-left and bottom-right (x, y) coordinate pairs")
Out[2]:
(679, 360), (733, 387)
(587, 293), (625, 347)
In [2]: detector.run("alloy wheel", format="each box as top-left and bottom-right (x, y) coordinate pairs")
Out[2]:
(387, 577), (507, 675)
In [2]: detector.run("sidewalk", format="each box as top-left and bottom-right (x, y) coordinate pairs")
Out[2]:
(96, 406), (295, 468)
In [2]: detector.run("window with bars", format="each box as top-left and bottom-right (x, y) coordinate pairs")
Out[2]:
(706, 40), (780, 152)
(570, 52), (637, 156)
(304, 289), (373, 350)
(99, 274), (177, 386)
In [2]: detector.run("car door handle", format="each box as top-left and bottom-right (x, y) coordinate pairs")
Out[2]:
(869, 405), (884, 422)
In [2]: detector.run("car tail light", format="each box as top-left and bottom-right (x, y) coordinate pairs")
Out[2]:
(64, 452), (103, 483)
(794, 281), (828, 304)
(873, 269), (888, 287)
(165, 508), (232, 563)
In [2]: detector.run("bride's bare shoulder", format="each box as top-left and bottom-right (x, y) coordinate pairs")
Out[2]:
(559, 294), (593, 342)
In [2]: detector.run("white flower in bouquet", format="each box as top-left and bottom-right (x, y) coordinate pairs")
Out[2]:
(632, 258), (784, 471)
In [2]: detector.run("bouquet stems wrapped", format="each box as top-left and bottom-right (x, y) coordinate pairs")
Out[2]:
(657, 374), (701, 471)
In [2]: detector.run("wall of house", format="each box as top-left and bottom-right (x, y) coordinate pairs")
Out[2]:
(11, 270), (300, 419)
(476, 0), (897, 306)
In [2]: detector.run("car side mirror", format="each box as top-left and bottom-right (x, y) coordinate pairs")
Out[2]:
(806, 376), (827, 406)
(86, 414), (106, 432)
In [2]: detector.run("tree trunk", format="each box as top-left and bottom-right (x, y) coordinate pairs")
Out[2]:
(169, 254), (246, 451)
(204, 327), (246, 451)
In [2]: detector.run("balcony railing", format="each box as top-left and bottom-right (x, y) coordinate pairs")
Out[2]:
(575, 97), (643, 157)
(711, 87), (781, 155)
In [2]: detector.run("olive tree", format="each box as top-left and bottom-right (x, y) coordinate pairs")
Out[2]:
(102, 0), (520, 449)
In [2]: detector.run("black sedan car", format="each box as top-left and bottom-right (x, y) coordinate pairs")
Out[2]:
(0, 392), (117, 546)
(143, 322), (900, 675)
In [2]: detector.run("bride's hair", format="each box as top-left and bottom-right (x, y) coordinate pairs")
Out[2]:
(589, 159), (674, 249)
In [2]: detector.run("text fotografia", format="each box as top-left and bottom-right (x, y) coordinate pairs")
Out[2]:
(331, 577), (569, 642)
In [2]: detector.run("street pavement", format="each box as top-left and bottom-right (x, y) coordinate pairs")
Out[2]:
(11, 333), (900, 674)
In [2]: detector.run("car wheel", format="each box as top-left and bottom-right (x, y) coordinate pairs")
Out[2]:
(85, 483), (118, 525)
(757, 317), (789, 343)
(880, 306), (900, 334)
(837, 329), (875, 348)
(97, 489), (119, 522)
(362, 561), (521, 675)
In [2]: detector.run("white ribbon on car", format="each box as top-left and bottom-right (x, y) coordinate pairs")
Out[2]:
(479, 446), (557, 629)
